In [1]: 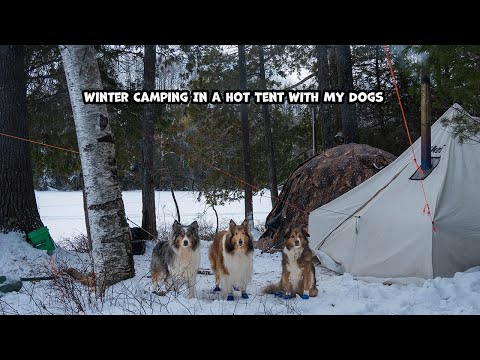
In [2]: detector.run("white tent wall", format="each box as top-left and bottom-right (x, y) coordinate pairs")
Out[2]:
(433, 117), (480, 277)
(310, 104), (480, 280)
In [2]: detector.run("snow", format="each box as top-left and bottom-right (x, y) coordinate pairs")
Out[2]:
(2, 190), (480, 314)
(34, 190), (272, 243)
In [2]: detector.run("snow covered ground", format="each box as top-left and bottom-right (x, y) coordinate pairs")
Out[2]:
(1, 190), (480, 315)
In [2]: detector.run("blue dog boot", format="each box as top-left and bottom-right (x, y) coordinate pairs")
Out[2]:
(241, 291), (249, 299)
(283, 293), (292, 300)
(301, 293), (310, 300)
(274, 291), (284, 297)
(227, 294), (234, 301)
(213, 286), (221, 292)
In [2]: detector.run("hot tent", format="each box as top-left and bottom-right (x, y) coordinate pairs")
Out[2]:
(309, 104), (480, 281)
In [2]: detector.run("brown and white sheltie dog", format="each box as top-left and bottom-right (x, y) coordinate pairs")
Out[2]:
(150, 220), (200, 299)
(209, 219), (254, 301)
(262, 227), (318, 299)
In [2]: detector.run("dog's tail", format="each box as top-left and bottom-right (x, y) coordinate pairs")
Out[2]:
(261, 282), (282, 294)
(309, 287), (319, 297)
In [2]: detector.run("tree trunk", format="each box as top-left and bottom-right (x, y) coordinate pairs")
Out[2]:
(258, 45), (278, 205)
(60, 45), (134, 294)
(0, 45), (44, 234)
(328, 46), (341, 137)
(238, 45), (254, 228)
(141, 45), (157, 239)
(80, 171), (92, 250)
(375, 45), (387, 135)
(316, 45), (333, 149)
(335, 45), (358, 143)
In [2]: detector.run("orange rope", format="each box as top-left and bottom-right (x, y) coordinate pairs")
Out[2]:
(162, 140), (314, 216)
(383, 45), (436, 232)
(0, 132), (79, 154)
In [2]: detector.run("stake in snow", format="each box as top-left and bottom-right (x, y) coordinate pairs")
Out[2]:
(60, 45), (134, 294)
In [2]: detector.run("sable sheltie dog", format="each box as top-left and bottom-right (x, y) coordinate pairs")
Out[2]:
(262, 227), (318, 299)
(150, 220), (200, 298)
(209, 219), (254, 301)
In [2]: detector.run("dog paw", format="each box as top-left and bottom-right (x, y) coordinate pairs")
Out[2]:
(213, 286), (221, 292)
(283, 294), (292, 300)
(227, 294), (234, 301)
(241, 292), (249, 299)
(301, 294), (310, 300)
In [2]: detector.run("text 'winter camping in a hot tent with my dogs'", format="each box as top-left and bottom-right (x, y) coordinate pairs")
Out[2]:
(1, 45), (480, 314)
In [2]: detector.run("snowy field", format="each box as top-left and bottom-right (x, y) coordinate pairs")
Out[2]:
(1, 190), (480, 315)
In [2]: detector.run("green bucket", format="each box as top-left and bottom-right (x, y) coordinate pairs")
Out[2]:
(27, 226), (55, 253)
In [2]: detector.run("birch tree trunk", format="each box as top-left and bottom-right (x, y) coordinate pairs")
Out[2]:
(60, 45), (134, 294)
(258, 45), (278, 205)
(0, 45), (44, 234)
(141, 45), (157, 239)
(238, 45), (254, 229)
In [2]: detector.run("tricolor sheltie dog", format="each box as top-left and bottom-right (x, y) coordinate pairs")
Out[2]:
(262, 227), (318, 299)
(150, 220), (200, 298)
(209, 219), (254, 301)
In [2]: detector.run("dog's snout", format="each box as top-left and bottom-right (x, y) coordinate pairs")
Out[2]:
(294, 240), (300, 246)
(183, 239), (189, 246)
(238, 239), (243, 246)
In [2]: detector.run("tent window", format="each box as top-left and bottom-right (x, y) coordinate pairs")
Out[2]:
(409, 157), (441, 180)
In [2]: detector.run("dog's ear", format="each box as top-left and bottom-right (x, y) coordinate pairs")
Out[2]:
(172, 220), (182, 231)
(302, 227), (310, 238)
(284, 227), (291, 239)
(189, 220), (198, 231)
(229, 219), (236, 232)
(241, 219), (250, 231)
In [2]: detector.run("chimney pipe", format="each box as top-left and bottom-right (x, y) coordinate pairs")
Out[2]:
(421, 75), (431, 171)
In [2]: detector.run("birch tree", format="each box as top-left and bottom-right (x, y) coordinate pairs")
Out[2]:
(60, 45), (134, 294)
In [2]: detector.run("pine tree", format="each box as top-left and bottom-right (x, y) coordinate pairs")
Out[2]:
(141, 45), (157, 238)
(238, 45), (254, 227)
(0, 45), (44, 234)
(335, 45), (358, 143)
(258, 45), (278, 204)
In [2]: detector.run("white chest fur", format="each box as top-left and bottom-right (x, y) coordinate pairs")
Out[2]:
(222, 236), (253, 288)
(170, 246), (200, 281)
(284, 247), (303, 292)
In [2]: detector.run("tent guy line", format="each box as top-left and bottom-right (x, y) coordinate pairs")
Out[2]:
(161, 138), (361, 219)
(0, 129), (358, 219)
(384, 45), (435, 232)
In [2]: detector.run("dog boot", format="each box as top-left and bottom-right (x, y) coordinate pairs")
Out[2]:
(241, 291), (249, 299)
(274, 291), (284, 297)
(301, 293), (310, 300)
(227, 293), (234, 301)
(283, 293), (292, 300)
(213, 286), (221, 292)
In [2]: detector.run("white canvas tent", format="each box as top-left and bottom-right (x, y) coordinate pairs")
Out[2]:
(309, 104), (480, 281)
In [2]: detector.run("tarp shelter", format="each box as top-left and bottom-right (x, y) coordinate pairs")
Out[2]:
(309, 104), (480, 281)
